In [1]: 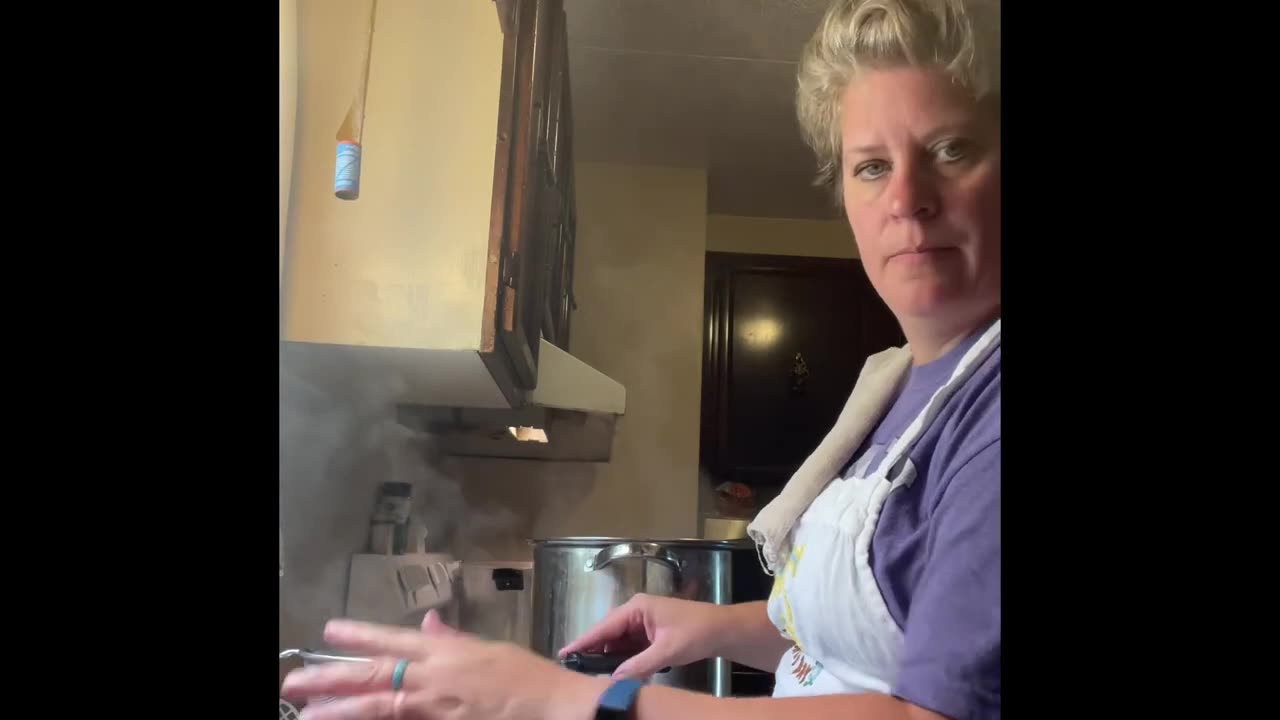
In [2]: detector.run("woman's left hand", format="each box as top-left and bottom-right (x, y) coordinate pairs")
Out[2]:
(281, 611), (608, 720)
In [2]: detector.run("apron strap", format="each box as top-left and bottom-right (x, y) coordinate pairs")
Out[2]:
(871, 319), (1001, 479)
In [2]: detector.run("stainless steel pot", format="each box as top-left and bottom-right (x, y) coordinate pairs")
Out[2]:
(529, 536), (753, 697)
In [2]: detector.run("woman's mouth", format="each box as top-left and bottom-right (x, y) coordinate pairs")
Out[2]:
(889, 247), (954, 265)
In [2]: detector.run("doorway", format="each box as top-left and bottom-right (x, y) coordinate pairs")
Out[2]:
(699, 251), (905, 519)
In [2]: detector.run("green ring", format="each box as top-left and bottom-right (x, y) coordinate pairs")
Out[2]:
(392, 659), (410, 691)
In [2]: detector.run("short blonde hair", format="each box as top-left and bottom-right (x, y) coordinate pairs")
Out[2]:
(796, 0), (1001, 198)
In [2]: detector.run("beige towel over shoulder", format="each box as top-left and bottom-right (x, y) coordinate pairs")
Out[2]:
(746, 344), (914, 575)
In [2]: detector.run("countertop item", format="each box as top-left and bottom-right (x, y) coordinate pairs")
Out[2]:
(279, 649), (371, 664)
(453, 561), (534, 648)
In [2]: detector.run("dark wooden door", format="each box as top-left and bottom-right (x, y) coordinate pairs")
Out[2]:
(700, 252), (905, 505)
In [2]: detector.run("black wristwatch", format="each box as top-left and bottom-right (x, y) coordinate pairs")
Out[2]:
(595, 678), (644, 719)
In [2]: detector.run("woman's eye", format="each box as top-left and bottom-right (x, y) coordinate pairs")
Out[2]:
(936, 140), (970, 163)
(854, 161), (889, 180)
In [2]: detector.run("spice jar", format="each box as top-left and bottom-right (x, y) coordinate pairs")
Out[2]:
(369, 482), (413, 554)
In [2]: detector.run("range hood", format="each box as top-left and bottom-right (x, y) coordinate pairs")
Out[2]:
(280, 337), (626, 462)
(398, 339), (627, 465)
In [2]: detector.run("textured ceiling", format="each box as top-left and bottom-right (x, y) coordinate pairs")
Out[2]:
(564, 0), (842, 220)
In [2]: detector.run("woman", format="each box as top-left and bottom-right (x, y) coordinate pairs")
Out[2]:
(280, 0), (1000, 718)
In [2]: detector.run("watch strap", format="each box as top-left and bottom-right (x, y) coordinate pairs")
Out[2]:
(596, 678), (644, 719)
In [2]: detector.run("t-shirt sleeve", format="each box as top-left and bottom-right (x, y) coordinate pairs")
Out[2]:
(893, 440), (1001, 720)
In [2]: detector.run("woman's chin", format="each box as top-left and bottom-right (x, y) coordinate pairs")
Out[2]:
(885, 284), (960, 320)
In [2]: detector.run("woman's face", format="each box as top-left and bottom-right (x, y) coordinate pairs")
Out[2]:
(840, 66), (1000, 329)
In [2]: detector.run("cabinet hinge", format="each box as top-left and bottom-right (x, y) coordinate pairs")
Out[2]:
(500, 250), (518, 289)
(501, 251), (518, 333)
(502, 285), (517, 333)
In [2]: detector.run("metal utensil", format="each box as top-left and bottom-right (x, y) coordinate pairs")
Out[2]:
(280, 648), (372, 664)
(280, 649), (371, 708)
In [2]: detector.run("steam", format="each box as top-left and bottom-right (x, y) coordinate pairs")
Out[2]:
(277, 346), (516, 647)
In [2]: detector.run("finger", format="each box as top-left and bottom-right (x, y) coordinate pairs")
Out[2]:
(601, 636), (648, 656)
(612, 645), (670, 680)
(281, 659), (427, 701)
(324, 619), (432, 660)
(420, 610), (460, 637)
(558, 605), (644, 657)
(298, 691), (426, 720)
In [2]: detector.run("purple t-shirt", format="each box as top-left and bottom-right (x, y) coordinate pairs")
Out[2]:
(844, 324), (1001, 719)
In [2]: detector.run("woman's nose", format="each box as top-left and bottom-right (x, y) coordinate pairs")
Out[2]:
(887, 167), (940, 220)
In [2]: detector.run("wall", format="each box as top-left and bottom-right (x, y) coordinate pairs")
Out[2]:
(280, 6), (859, 656)
(457, 162), (709, 557)
(283, 0), (503, 352)
(280, 0), (507, 653)
(278, 171), (865, 653)
(281, 0), (297, 283)
(280, 1), (710, 658)
(280, 161), (708, 653)
(706, 213), (856, 258)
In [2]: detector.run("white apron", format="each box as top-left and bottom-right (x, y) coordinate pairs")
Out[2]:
(767, 325), (1001, 697)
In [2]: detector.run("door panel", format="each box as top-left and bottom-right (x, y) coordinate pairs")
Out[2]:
(701, 253), (905, 495)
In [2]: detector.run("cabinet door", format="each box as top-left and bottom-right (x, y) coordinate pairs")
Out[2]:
(540, 4), (576, 350)
(552, 170), (577, 349)
(555, 156), (577, 348)
(490, 0), (561, 392)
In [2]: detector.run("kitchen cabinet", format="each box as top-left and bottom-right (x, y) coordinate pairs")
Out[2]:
(282, 0), (581, 410)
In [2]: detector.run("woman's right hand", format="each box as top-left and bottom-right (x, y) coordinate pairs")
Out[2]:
(557, 594), (726, 680)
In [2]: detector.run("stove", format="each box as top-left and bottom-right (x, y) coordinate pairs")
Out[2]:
(727, 538), (776, 697)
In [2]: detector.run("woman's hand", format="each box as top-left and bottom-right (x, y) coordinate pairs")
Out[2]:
(281, 611), (608, 720)
(557, 593), (727, 680)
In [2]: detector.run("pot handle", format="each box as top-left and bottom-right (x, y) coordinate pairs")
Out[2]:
(586, 542), (682, 580)
(561, 652), (671, 675)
